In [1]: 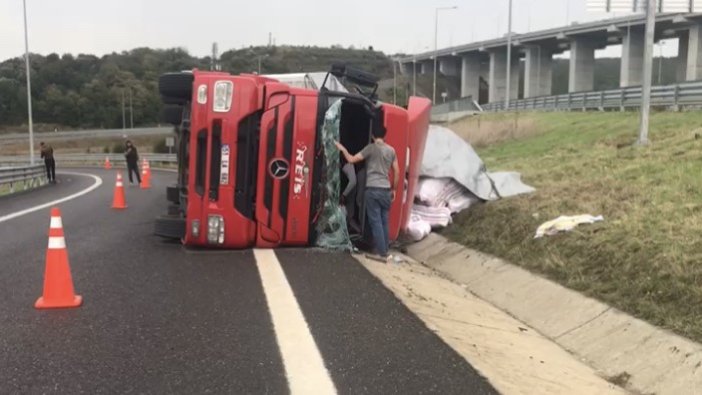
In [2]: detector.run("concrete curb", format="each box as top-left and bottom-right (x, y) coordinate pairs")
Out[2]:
(406, 233), (702, 395)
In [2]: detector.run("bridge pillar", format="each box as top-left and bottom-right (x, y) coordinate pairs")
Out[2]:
(684, 25), (702, 81)
(461, 54), (482, 99)
(439, 58), (461, 77)
(568, 39), (596, 93)
(524, 46), (553, 98)
(420, 60), (435, 75)
(488, 50), (519, 103)
(620, 27), (645, 87)
(677, 30), (689, 82)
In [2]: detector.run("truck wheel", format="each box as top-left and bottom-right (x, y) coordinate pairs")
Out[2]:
(159, 73), (194, 100)
(154, 215), (186, 239)
(167, 203), (180, 216)
(162, 105), (183, 125)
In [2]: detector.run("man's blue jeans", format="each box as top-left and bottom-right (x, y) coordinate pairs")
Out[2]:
(365, 187), (391, 257)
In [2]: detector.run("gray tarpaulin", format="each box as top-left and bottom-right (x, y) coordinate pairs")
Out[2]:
(420, 125), (535, 201)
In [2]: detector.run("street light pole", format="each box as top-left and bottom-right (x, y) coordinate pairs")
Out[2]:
(433, 6), (457, 104)
(412, 57), (417, 96)
(638, 0), (656, 145)
(22, 0), (34, 165)
(121, 90), (126, 130)
(505, 0), (513, 110)
(129, 88), (134, 129)
(393, 61), (397, 105)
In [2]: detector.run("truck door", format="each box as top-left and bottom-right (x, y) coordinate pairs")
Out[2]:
(379, 105), (409, 242)
(400, 97), (432, 230)
(255, 85), (295, 247)
(255, 86), (317, 248)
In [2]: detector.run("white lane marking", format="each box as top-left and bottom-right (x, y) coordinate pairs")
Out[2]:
(254, 249), (337, 395)
(49, 216), (63, 229)
(0, 172), (102, 224)
(48, 237), (66, 249)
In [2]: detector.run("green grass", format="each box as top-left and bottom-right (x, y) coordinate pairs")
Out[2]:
(442, 110), (702, 342)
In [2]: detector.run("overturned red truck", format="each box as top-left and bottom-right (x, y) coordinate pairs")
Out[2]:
(155, 65), (431, 248)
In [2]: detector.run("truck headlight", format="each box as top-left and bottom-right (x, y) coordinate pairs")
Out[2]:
(197, 84), (208, 104)
(207, 215), (225, 244)
(213, 81), (233, 112)
(191, 219), (200, 237)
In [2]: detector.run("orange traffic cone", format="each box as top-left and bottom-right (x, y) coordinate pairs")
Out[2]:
(112, 172), (127, 209)
(35, 207), (82, 309)
(145, 160), (152, 180)
(140, 165), (151, 189)
(104, 157), (112, 170)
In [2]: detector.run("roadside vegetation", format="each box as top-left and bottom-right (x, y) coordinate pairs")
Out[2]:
(0, 46), (393, 132)
(442, 110), (702, 342)
(0, 135), (165, 156)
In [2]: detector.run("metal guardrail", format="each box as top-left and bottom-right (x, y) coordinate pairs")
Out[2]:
(481, 80), (702, 112)
(0, 165), (47, 194)
(431, 96), (480, 115)
(0, 127), (173, 143)
(0, 154), (177, 165)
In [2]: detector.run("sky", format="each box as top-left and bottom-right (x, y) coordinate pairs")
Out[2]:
(0, 0), (680, 62)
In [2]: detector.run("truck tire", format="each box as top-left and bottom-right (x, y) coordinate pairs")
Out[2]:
(167, 203), (180, 216)
(154, 215), (186, 239)
(159, 72), (194, 100)
(162, 105), (183, 126)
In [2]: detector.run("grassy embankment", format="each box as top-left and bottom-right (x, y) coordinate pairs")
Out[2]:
(443, 110), (702, 342)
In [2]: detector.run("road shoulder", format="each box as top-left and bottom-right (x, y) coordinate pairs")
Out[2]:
(358, 252), (628, 395)
(405, 233), (702, 395)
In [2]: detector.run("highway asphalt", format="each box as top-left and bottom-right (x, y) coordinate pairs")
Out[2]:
(0, 168), (496, 394)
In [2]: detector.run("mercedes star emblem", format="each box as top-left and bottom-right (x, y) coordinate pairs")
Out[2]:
(269, 158), (290, 179)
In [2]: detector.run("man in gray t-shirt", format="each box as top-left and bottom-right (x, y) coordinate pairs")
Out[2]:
(335, 129), (399, 260)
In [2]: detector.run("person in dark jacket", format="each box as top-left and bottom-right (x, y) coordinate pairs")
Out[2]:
(124, 140), (141, 185)
(39, 142), (56, 184)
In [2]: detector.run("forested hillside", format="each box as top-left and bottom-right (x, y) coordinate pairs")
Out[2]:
(0, 44), (682, 131)
(0, 46), (392, 131)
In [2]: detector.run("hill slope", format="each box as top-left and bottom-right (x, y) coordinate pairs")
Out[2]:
(444, 111), (702, 343)
(0, 46), (393, 131)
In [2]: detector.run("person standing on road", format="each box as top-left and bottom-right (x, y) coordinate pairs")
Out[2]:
(124, 140), (141, 185)
(336, 130), (399, 261)
(39, 142), (56, 184)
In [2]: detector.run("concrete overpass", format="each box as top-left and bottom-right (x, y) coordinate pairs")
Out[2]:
(400, 13), (702, 103)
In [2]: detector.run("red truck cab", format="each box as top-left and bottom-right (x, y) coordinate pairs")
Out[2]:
(155, 65), (431, 249)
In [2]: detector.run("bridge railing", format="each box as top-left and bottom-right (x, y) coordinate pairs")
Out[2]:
(0, 165), (47, 194)
(481, 81), (702, 112)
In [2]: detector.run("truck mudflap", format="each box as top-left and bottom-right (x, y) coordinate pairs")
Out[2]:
(166, 185), (179, 204)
